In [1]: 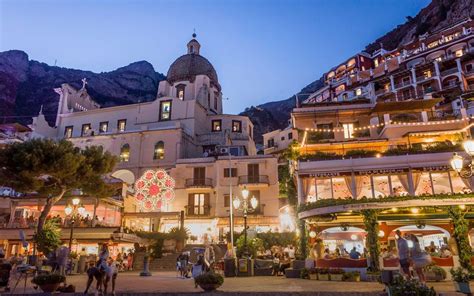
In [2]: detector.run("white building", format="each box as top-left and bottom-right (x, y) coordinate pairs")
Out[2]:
(28, 35), (282, 243)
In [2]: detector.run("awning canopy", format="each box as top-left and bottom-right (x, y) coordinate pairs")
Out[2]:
(371, 98), (443, 114)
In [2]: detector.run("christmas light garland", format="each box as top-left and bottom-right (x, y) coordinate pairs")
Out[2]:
(134, 169), (175, 211)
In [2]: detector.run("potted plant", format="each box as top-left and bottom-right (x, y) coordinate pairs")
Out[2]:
(194, 272), (224, 292)
(329, 268), (344, 281)
(424, 263), (446, 282)
(32, 274), (65, 293)
(388, 276), (436, 296)
(318, 268), (330, 281)
(300, 268), (309, 279)
(342, 271), (361, 282)
(450, 267), (471, 294)
(308, 268), (318, 280)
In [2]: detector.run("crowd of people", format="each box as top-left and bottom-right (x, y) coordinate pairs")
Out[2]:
(0, 213), (116, 229)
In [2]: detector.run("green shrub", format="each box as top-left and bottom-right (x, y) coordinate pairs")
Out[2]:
(450, 267), (470, 283)
(388, 276), (436, 296)
(300, 268), (310, 279)
(33, 220), (62, 255)
(194, 272), (224, 286)
(32, 274), (65, 285)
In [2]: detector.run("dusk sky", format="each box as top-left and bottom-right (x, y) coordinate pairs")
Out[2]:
(1, 0), (430, 114)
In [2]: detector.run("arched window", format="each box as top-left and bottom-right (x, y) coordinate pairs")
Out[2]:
(176, 84), (185, 100)
(120, 144), (130, 162)
(153, 141), (165, 160)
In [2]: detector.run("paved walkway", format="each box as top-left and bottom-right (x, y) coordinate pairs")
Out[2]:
(5, 271), (458, 295)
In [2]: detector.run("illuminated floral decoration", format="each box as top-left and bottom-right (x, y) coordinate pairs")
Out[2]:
(134, 169), (175, 211)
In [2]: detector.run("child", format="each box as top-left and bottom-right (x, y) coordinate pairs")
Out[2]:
(103, 257), (118, 295)
(84, 261), (102, 294)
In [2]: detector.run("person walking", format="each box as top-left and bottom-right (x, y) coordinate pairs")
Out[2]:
(395, 230), (411, 279)
(104, 257), (119, 295)
(409, 234), (431, 283)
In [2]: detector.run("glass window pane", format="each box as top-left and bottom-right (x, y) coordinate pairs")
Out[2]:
(392, 175), (409, 196)
(373, 175), (390, 198)
(450, 171), (472, 193)
(315, 178), (332, 200)
(415, 172), (433, 195)
(332, 177), (351, 199)
(431, 172), (451, 194)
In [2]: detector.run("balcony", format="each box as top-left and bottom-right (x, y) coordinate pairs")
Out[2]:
(185, 205), (211, 216)
(440, 68), (459, 77)
(394, 80), (412, 89)
(185, 178), (213, 188)
(375, 88), (391, 96)
(238, 175), (270, 185)
(416, 75), (436, 83)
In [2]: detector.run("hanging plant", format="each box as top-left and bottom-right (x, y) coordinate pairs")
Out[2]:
(447, 206), (472, 270)
(361, 209), (380, 272)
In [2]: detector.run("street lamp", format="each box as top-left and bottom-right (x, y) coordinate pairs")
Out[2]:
(64, 197), (85, 251)
(450, 140), (474, 177)
(233, 186), (258, 257)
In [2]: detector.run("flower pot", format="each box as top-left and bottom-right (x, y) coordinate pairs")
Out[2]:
(331, 274), (343, 281)
(309, 274), (318, 280)
(318, 273), (330, 281)
(38, 283), (60, 293)
(454, 282), (471, 294)
(353, 274), (361, 282)
(198, 283), (221, 292)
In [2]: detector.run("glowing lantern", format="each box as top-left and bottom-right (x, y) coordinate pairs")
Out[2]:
(134, 169), (175, 212)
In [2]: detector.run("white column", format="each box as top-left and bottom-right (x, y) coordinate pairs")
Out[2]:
(407, 169), (415, 196)
(384, 114), (391, 125)
(411, 68), (417, 85)
(389, 75), (395, 90)
(421, 111), (429, 122)
(297, 175), (304, 204)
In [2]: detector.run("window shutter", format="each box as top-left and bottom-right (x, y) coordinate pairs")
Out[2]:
(188, 194), (194, 215)
(204, 194), (210, 215)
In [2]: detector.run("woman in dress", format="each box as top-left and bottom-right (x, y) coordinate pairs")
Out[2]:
(409, 234), (431, 283)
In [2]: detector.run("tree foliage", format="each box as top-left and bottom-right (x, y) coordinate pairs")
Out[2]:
(0, 139), (117, 232)
(33, 219), (62, 255)
(447, 206), (472, 270)
(361, 209), (380, 272)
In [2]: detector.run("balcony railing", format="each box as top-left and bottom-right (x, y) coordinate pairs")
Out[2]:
(416, 75), (435, 83)
(238, 175), (270, 185)
(440, 68), (459, 77)
(394, 80), (412, 89)
(375, 88), (391, 96)
(185, 178), (213, 188)
(186, 205), (211, 216)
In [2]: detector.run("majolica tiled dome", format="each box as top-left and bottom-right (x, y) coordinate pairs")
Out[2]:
(166, 36), (221, 90)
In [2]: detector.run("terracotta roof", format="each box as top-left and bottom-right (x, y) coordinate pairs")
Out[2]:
(167, 53), (221, 90)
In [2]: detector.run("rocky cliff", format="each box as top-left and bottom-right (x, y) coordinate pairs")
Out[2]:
(0, 50), (165, 126)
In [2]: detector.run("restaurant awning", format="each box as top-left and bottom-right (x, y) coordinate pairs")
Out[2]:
(371, 98), (443, 114)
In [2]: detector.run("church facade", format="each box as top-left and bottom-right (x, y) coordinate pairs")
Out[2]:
(0, 35), (283, 256)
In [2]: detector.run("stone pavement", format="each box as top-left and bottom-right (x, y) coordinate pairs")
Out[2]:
(4, 271), (459, 295)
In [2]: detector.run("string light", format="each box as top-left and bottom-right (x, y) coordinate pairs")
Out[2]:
(301, 117), (473, 134)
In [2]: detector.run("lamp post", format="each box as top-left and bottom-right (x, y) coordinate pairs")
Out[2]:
(64, 197), (85, 251)
(450, 140), (474, 177)
(232, 186), (258, 256)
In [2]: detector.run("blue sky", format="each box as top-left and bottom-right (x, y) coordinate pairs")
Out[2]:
(0, 0), (430, 114)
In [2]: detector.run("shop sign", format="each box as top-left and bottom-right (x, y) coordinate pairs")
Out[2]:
(357, 168), (405, 175)
(418, 166), (450, 172)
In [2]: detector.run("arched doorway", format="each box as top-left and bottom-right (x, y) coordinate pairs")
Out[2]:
(320, 226), (367, 254)
(390, 225), (450, 250)
(111, 169), (135, 184)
